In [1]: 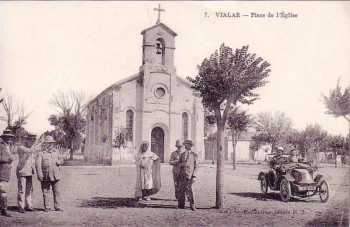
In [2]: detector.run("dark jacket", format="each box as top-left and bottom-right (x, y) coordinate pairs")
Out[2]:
(0, 143), (13, 182)
(169, 150), (182, 178)
(179, 150), (198, 180)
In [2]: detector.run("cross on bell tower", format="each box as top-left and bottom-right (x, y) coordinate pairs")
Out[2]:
(154, 4), (165, 24)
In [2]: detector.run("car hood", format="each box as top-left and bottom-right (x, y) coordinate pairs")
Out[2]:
(295, 169), (314, 184)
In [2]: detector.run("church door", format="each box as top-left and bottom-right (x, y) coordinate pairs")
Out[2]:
(151, 127), (164, 162)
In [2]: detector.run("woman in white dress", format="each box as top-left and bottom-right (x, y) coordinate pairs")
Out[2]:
(135, 141), (161, 201)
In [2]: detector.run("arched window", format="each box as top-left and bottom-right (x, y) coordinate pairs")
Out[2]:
(182, 112), (189, 140)
(126, 110), (134, 142)
(155, 38), (165, 65)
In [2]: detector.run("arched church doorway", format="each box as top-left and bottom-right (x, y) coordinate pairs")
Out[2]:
(151, 127), (164, 162)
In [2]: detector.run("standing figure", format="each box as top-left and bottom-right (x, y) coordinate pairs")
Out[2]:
(0, 137), (14, 217)
(16, 135), (41, 213)
(178, 140), (198, 211)
(169, 139), (183, 200)
(35, 135), (63, 212)
(135, 141), (161, 201)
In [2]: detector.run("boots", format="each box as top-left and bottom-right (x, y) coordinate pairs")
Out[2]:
(0, 197), (11, 217)
(1, 209), (11, 217)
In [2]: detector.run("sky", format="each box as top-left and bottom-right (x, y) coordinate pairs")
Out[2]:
(0, 1), (349, 136)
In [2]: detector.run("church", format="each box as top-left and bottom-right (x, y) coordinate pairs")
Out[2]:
(84, 7), (205, 164)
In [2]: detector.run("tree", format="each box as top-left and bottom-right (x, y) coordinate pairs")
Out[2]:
(284, 129), (303, 150)
(252, 112), (293, 152)
(0, 93), (32, 142)
(323, 79), (350, 154)
(299, 124), (328, 166)
(0, 88), (3, 104)
(49, 90), (88, 160)
(327, 134), (344, 167)
(226, 107), (251, 170)
(13, 101), (32, 129)
(302, 124), (328, 153)
(1, 93), (18, 127)
(188, 44), (271, 208)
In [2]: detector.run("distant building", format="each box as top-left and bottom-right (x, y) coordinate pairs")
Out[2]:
(204, 129), (272, 163)
(84, 18), (204, 164)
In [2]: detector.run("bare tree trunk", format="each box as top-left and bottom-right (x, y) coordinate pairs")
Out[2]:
(70, 142), (74, 160)
(334, 149), (337, 168)
(271, 142), (276, 154)
(348, 120), (350, 158)
(212, 138), (215, 164)
(216, 123), (225, 209)
(231, 131), (237, 170)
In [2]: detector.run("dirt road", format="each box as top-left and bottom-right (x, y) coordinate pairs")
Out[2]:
(0, 163), (348, 227)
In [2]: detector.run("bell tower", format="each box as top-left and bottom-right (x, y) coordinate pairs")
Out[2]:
(137, 5), (179, 162)
(140, 5), (177, 70)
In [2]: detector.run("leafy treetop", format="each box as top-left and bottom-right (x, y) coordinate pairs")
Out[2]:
(187, 44), (271, 122)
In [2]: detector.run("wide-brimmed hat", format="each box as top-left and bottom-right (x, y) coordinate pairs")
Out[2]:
(175, 140), (182, 147)
(276, 146), (284, 151)
(1, 129), (15, 140)
(43, 135), (56, 144)
(24, 134), (36, 140)
(183, 140), (193, 146)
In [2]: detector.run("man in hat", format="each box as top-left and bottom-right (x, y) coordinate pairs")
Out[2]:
(169, 139), (183, 200)
(178, 139), (198, 211)
(269, 146), (285, 188)
(289, 148), (299, 163)
(269, 146), (284, 168)
(15, 135), (41, 213)
(35, 135), (63, 212)
(0, 136), (14, 217)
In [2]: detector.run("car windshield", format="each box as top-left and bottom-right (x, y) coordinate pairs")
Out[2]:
(281, 162), (312, 170)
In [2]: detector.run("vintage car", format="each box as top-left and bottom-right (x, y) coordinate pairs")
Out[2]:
(258, 155), (329, 202)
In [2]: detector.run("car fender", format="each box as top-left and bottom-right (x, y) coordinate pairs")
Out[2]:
(284, 171), (295, 182)
(314, 174), (326, 185)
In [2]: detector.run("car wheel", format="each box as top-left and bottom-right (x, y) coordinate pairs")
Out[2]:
(318, 180), (329, 203)
(260, 174), (268, 194)
(280, 178), (291, 202)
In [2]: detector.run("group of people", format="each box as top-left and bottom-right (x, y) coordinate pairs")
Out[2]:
(268, 146), (302, 188)
(0, 134), (63, 217)
(1, 134), (199, 216)
(135, 139), (198, 211)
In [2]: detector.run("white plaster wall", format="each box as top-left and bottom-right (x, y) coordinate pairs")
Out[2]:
(227, 140), (251, 161)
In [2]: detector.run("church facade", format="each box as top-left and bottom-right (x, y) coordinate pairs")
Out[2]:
(84, 21), (205, 164)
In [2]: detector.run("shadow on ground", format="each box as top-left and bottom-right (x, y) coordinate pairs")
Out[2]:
(230, 192), (308, 202)
(8, 206), (45, 212)
(80, 197), (216, 210)
(79, 197), (180, 209)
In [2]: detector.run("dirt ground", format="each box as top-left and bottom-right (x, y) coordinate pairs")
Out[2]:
(0, 163), (348, 227)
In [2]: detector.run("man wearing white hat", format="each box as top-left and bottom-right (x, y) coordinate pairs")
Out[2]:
(35, 135), (63, 212)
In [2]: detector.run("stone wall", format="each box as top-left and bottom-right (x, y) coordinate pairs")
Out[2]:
(85, 91), (113, 164)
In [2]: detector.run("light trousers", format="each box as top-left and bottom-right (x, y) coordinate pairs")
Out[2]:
(17, 176), (33, 209)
